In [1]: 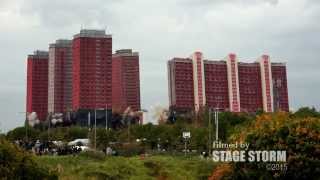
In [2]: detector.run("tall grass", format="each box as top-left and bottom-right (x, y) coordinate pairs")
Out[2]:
(37, 154), (216, 179)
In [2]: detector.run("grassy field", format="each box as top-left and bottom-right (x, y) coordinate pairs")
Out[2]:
(36, 153), (216, 180)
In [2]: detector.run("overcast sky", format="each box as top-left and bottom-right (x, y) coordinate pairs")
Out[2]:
(0, 0), (319, 132)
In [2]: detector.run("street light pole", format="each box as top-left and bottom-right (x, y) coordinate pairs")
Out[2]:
(106, 104), (108, 131)
(214, 97), (221, 142)
(88, 112), (91, 131)
(208, 108), (212, 156)
(184, 139), (187, 156)
(48, 112), (52, 142)
(214, 108), (219, 141)
(94, 109), (97, 151)
(25, 112), (28, 142)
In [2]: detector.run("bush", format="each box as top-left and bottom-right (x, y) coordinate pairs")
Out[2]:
(79, 150), (106, 161)
(224, 113), (320, 179)
(114, 143), (144, 157)
(6, 126), (40, 141)
(0, 138), (57, 179)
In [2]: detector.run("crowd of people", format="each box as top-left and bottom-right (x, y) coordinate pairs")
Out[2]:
(14, 140), (83, 156)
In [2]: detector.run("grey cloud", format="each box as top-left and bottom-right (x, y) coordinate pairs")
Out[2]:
(0, 0), (319, 132)
(19, 0), (123, 28)
(179, 0), (279, 7)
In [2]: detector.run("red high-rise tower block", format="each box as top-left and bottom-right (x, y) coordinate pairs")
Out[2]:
(26, 50), (49, 121)
(72, 30), (112, 111)
(48, 40), (72, 114)
(167, 58), (194, 112)
(168, 52), (289, 113)
(112, 49), (141, 112)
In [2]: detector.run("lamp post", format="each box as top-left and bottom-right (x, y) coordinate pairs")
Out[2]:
(208, 108), (212, 156)
(214, 96), (221, 142)
(214, 108), (219, 141)
(48, 112), (52, 142)
(88, 111), (91, 131)
(94, 109), (97, 151)
(106, 104), (108, 131)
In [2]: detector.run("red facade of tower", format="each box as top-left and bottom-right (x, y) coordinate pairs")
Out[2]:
(168, 58), (194, 112)
(204, 61), (229, 111)
(168, 52), (289, 113)
(272, 63), (289, 112)
(112, 49), (140, 112)
(72, 30), (112, 110)
(48, 40), (72, 114)
(26, 51), (49, 121)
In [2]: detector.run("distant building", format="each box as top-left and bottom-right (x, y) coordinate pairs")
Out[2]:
(168, 52), (289, 113)
(112, 49), (141, 112)
(26, 50), (49, 121)
(72, 29), (112, 111)
(48, 40), (72, 114)
(168, 58), (194, 112)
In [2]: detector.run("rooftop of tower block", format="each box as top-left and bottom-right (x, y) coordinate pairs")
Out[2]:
(28, 50), (49, 59)
(169, 52), (286, 65)
(271, 62), (286, 66)
(49, 39), (72, 48)
(73, 29), (112, 39)
(204, 60), (227, 65)
(169, 57), (192, 63)
(113, 49), (139, 57)
(238, 62), (260, 66)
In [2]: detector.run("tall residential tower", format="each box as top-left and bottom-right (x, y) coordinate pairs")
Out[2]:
(112, 49), (140, 112)
(168, 52), (289, 113)
(72, 30), (112, 111)
(26, 50), (49, 121)
(48, 40), (73, 114)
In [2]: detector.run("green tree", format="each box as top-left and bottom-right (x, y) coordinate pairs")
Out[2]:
(89, 128), (116, 150)
(294, 107), (320, 118)
(224, 112), (320, 179)
(0, 138), (57, 179)
(6, 126), (40, 141)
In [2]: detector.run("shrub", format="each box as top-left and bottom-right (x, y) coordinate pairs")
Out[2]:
(223, 113), (320, 179)
(0, 138), (57, 179)
(79, 150), (106, 160)
(114, 143), (144, 157)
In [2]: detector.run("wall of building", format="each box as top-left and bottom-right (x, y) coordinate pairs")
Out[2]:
(26, 51), (49, 121)
(204, 61), (229, 111)
(168, 52), (289, 113)
(238, 63), (263, 112)
(168, 58), (194, 112)
(272, 63), (289, 112)
(226, 54), (241, 112)
(48, 40), (72, 114)
(112, 50), (140, 112)
(72, 30), (112, 111)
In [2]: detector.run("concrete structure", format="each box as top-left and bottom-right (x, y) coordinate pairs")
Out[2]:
(226, 54), (240, 112)
(168, 58), (194, 112)
(26, 50), (49, 121)
(238, 62), (263, 112)
(48, 40), (73, 114)
(259, 55), (274, 112)
(191, 52), (206, 111)
(204, 60), (229, 111)
(167, 52), (289, 113)
(72, 29), (112, 111)
(271, 62), (289, 112)
(112, 49), (140, 112)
